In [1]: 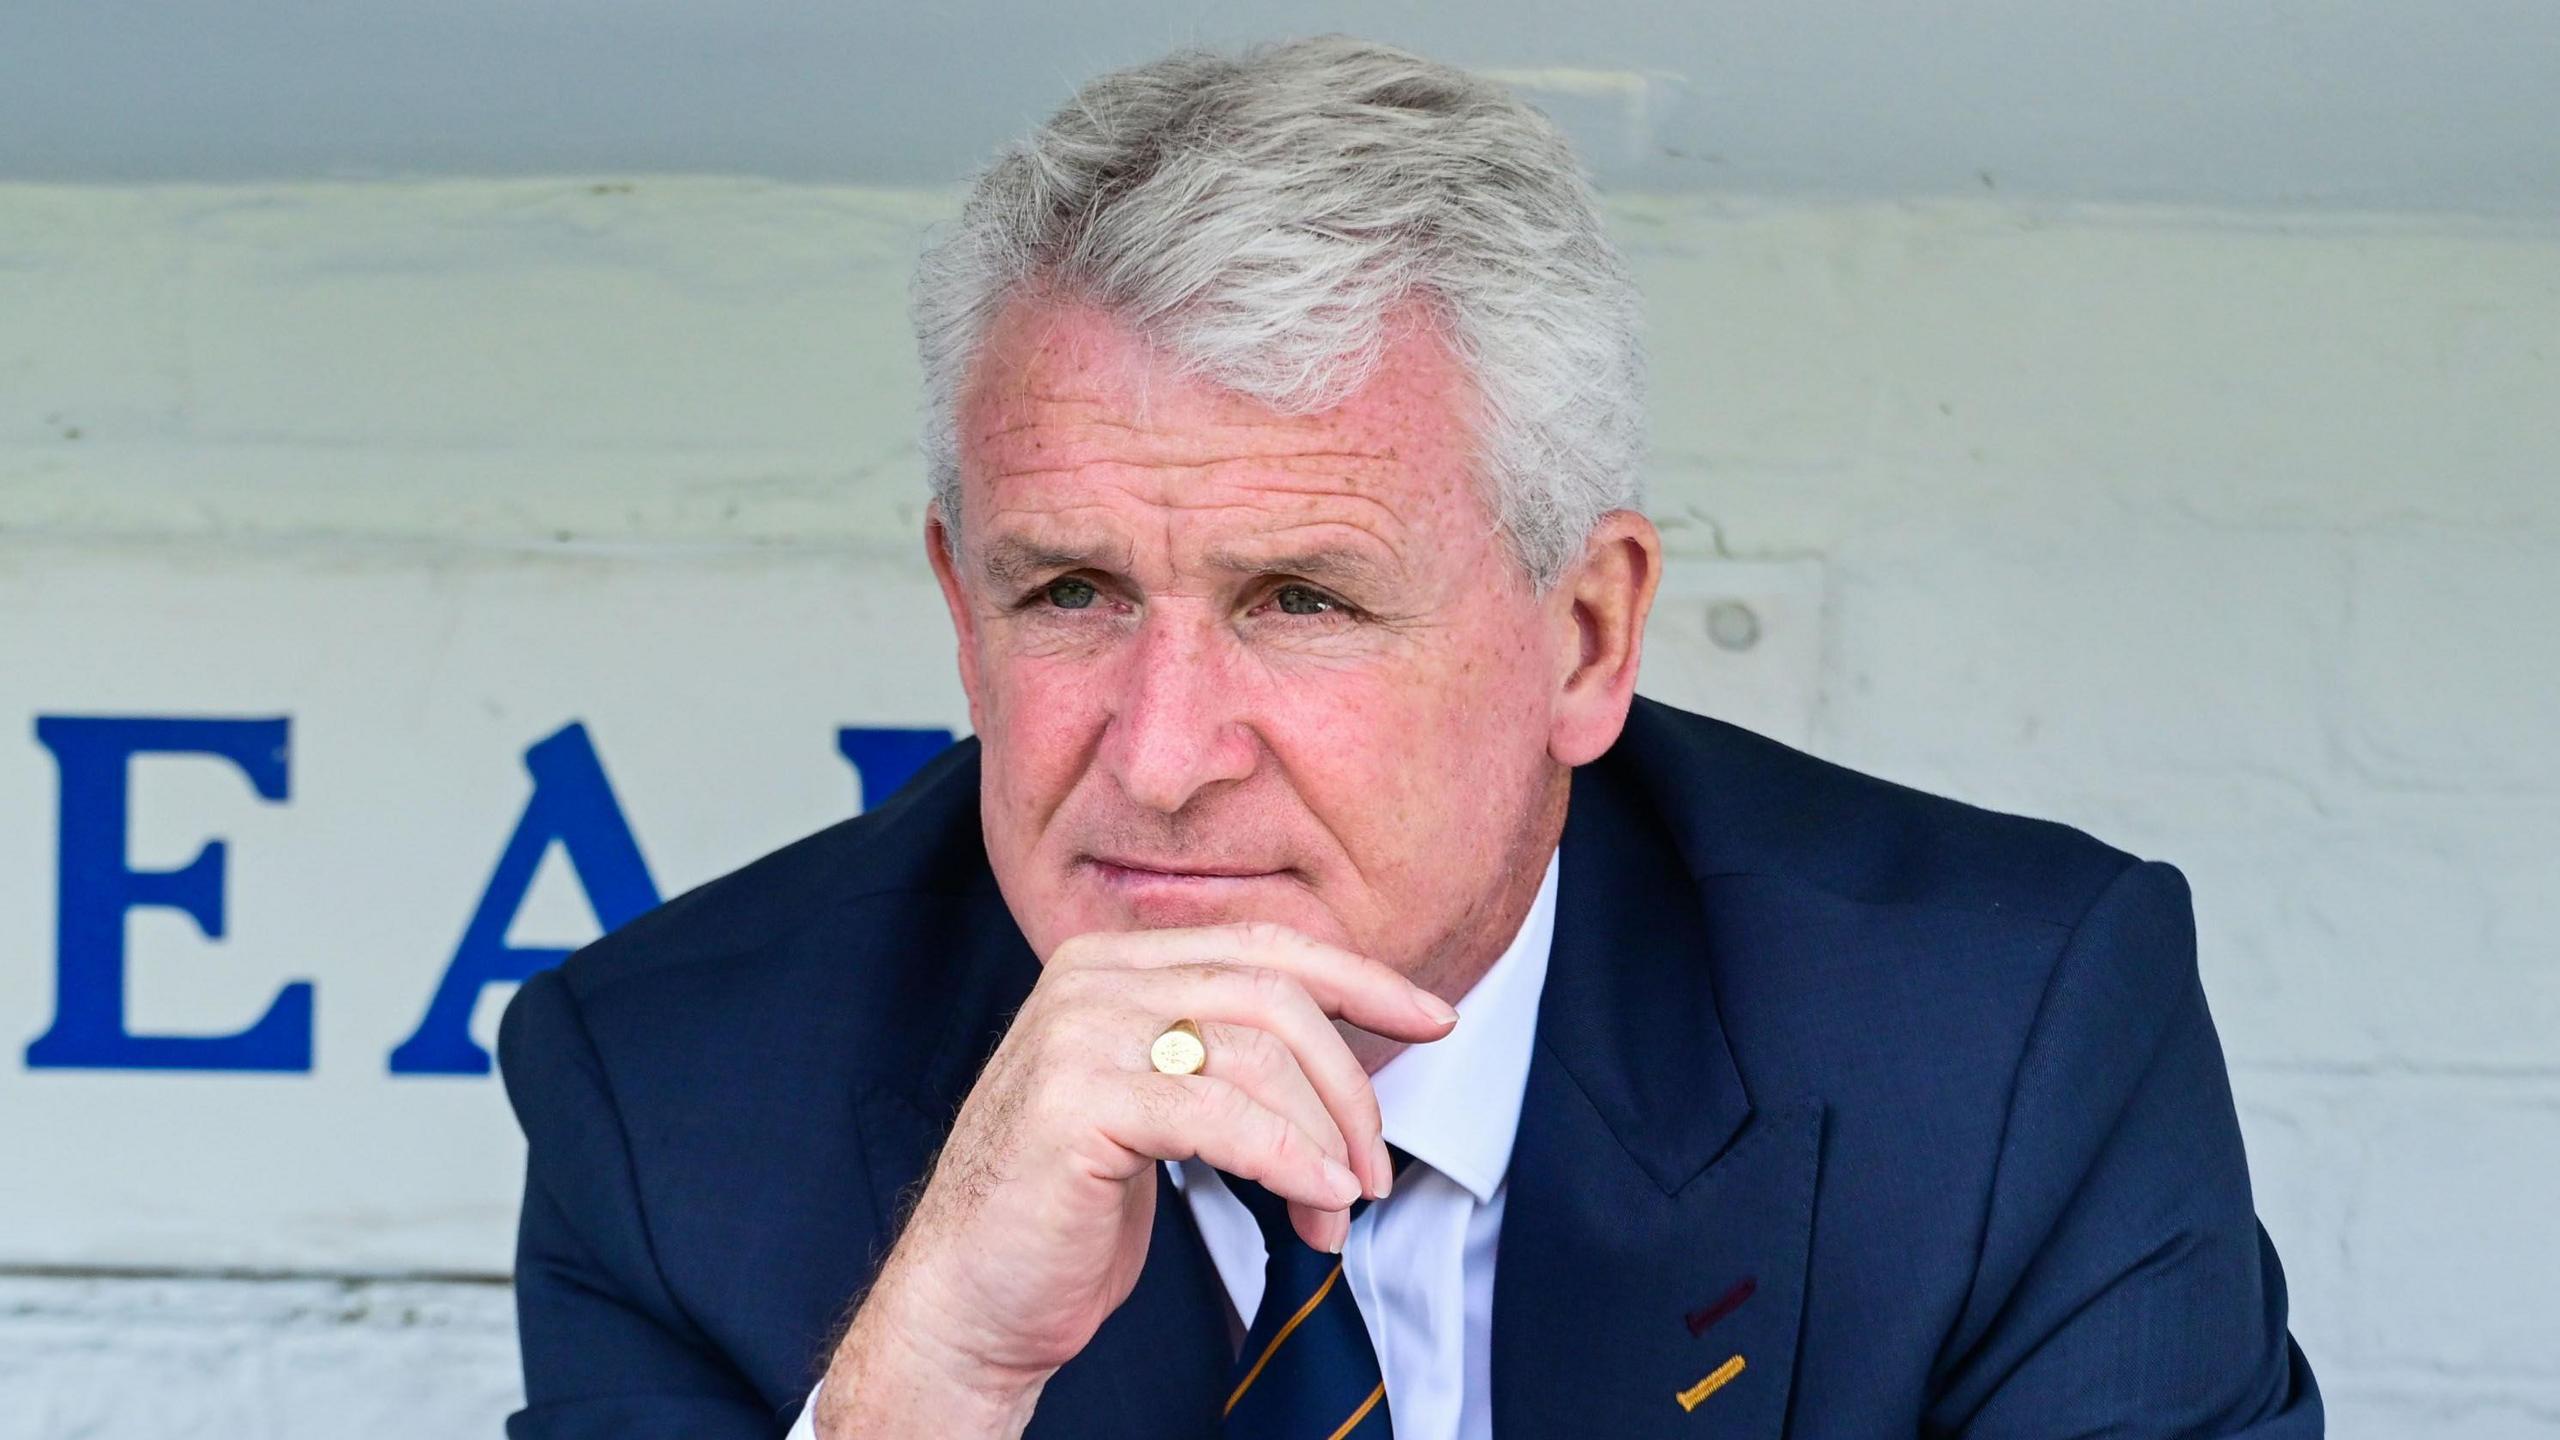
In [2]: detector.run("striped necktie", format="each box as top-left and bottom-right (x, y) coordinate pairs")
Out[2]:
(1217, 1148), (1412, 1440)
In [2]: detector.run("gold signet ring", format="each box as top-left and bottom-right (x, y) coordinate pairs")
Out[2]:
(1149, 1019), (1206, 1076)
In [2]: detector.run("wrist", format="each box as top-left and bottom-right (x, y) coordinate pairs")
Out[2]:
(816, 1265), (1050, 1439)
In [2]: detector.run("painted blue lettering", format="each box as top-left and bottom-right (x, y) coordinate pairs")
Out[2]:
(27, 715), (310, 1071)
(388, 721), (658, 1075)
(835, 726), (955, 810)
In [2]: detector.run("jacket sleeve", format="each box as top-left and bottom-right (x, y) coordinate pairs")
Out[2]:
(497, 965), (793, 1439)
(1929, 859), (2326, 1438)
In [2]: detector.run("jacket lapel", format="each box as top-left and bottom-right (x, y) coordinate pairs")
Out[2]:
(1493, 755), (1825, 1439)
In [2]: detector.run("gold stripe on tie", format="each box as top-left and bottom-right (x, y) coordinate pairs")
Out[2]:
(1324, 1380), (1388, 1440)
(1224, 1261), (1346, 1415)
(1675, 1354), (1746, 1412)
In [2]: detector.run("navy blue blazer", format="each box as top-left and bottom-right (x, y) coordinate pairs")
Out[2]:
(497, 696), (2323, 1437)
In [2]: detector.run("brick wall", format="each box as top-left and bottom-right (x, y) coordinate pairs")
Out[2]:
(4, 180), (2554, 1437)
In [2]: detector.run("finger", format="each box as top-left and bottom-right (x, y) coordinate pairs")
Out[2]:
(1095, 1071), (1364, 1229)
(1284, 1194), (1353, 1256)
(1190, 1024), (1363, 1252)
(1193, 1020), (1345, 1168)
(1127, 964), (1393, 1200)
(1053, 923), (1459, 1044)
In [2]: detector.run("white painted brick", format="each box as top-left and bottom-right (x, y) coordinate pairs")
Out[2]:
(1636, 555), (1829, 749)
(2339, 530), (2560, 792)
(0, 1276), (519, 1440)
(2321, 1384), (2560, 1440)
(0, 441), (932, 552)
(0, 190), (191, 446)
(1627, 199), (2560, 546)
(168, 183), (913, 450)
(2237, 1076), (2560, 1377)
(4, 181), (939, 453)
(1813, 512), (2347, 785)
(2209, 803), (2560, 1070)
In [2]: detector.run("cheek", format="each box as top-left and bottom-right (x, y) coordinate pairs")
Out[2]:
(1253, 677), (1410, 796)
(1259, 620), (1550, 838)
(976, 653), (1110, 819)
(1390, 610), (1552, 735)
(1429, 622), (1555, 807)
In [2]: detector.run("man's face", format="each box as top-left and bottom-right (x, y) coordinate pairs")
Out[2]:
(930, 295), (1583, 993)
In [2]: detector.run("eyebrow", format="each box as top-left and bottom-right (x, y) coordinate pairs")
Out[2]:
(979, 536), (1112, 592)
(975, 534), (1397, 594)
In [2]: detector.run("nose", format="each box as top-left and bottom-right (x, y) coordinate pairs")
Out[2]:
(1099, 607), (1259, 815)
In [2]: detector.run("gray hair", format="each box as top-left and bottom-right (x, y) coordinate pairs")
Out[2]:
(911, 35), (1647, 588)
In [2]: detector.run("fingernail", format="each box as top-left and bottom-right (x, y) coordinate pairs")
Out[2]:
(1322, 1157), (1361, 1206)
(1373, 1137), (1395, 1199)
(1415, 990), (1459, 1026)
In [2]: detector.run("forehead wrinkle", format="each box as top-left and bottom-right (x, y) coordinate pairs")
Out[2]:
(979, 502), (1413, 595)
(983, 461), (1423, 512)
(978, 440), (1409, 489)
(983, 462), (1421, 532)
(1077, 490), (1418, 574)
(1172, 499), (1413, 556)
(980, 402), (1391, 452)
(971, 384), (1406, 468)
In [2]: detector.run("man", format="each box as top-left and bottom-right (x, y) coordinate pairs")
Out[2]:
(498, 35), (2322, 1440)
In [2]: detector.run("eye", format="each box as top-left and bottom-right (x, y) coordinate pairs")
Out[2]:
(1270, 583), (1340, 616)
(1042, 576), (1099, 610)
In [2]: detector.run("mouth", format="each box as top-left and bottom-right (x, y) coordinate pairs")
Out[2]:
(1081, 855), (1296, 888)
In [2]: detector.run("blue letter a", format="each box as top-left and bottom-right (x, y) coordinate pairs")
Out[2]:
(389, 722), (658, 1075)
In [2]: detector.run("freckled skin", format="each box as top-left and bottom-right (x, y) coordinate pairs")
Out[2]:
(927, 295), (1661, 1067)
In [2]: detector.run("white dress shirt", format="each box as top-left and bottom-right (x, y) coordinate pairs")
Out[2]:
(789, 848), (1558, 1440)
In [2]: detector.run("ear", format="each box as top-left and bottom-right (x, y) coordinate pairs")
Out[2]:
(1547, 511), (1663, 767)
(925, 506), (988, 732)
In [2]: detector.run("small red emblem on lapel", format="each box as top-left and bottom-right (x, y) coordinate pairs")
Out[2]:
(1684, 1275), (1757, 1338)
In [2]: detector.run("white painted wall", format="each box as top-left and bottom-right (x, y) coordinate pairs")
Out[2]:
(3, 180), (2555, 1438)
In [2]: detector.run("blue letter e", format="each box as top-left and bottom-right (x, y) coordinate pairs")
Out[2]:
(27, 715), (311, 1072)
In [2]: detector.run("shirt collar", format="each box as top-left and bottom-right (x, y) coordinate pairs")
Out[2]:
(1365, 844), (1560, 1205)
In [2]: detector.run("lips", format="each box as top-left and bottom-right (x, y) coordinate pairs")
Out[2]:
(1085, 855), (1287, 881)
